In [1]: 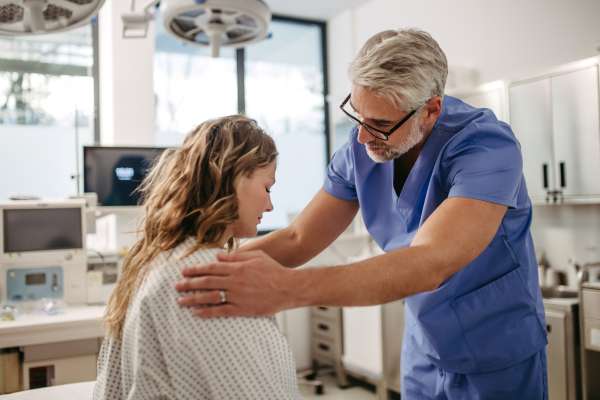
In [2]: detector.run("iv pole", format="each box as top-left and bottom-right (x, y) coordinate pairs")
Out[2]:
(71, 107), (81, 195)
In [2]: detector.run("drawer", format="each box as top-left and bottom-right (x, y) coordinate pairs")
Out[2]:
(312, 306), (339, 321)
(312, 317), (339, 341)
(584, 319), (600, 352)
(582, 289), (600, 320)
(312, 336), (338, 362)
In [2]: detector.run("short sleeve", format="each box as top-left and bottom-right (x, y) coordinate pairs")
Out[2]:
(442, 123), (523, 209)
(322, 129), (358, 201)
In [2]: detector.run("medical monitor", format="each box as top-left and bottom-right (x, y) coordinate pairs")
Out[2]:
(0, 200), (87, 264)
(83, 146), (168, 207)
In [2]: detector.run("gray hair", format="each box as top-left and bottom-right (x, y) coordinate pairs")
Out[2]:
(348, 28), (448, 112)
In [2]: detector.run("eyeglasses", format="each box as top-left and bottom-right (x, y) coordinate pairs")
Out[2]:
(339, 94), (418, 141)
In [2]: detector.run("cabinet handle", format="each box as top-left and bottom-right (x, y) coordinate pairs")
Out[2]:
(318, 344), (330, 351)
(318, 324), (329, 331)
(318, 307), (328, 311)
(542, 164), (548, 189)
(559, 162), (566, 188)
(547, 324), (552, 333)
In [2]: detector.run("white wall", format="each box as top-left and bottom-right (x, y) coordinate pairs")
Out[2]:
(328, 0), (600, 102)
(98, 0), (156, 146)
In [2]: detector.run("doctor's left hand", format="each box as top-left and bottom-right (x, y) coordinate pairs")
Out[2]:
(175, 250), (298, 317)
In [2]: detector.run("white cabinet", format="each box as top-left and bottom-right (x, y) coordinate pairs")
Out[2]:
(551, 67), (600, 197)
(509, 61), (600, 203)
(509, 79), (554, 199)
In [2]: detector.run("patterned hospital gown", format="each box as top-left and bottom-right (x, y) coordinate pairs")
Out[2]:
(93, 237), (303, 400)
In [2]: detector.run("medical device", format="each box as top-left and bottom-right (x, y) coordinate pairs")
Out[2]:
(84, 146), (167, 207)
(0, 200), (87, 304)
(122, 0), (272, 57)
(0, 0), (105, 36)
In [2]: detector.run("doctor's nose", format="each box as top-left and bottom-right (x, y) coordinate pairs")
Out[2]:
(356, 124), (375, 144)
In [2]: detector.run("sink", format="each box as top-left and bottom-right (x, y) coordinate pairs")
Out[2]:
(541, 286), (578, 299)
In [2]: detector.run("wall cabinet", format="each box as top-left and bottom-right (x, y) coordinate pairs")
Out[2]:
(509, 61), (600, 203)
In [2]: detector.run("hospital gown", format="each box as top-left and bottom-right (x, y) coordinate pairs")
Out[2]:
(93, 237), (303, 400)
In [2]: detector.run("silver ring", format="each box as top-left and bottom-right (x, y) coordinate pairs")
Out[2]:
(219, 290), (227, 304)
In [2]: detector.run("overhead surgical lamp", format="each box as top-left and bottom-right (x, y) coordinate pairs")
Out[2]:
(0, 0), (106, 35)
(122, 0), (272, 58)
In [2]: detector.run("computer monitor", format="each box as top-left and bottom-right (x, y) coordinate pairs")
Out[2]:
(83, 146), (168, 207)
(0, 200), (88, 303)
(0, 200), (86, 262)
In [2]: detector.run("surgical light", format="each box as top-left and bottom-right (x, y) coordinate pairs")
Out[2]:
(122, 0), (272, 58)
(0, 0), (106, 36)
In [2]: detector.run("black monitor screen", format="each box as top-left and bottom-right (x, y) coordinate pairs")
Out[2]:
(3, 208), (83, 253)
(84, 147), (167, 206)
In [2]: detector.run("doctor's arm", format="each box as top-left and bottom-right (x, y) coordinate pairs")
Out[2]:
(237, 188), (360, 268)
(176, 196), (506, 316)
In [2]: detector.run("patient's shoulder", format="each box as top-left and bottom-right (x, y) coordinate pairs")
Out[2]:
(142, 239), (221, 300)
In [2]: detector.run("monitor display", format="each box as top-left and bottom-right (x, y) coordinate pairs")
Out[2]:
(3, 208), (83, 253)
(84, 147), (167, 206)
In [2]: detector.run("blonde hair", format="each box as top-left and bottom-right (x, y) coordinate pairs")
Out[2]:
(103, 115), (277, 340)
(348, 28), (448, 111)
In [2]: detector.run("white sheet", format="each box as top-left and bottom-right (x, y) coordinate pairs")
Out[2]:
(0, 382), (95, 400)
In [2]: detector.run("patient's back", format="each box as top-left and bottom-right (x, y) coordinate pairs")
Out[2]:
(93, 237), (302, 400)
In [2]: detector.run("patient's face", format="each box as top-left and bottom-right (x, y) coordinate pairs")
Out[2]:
(230, 162), (276, 238)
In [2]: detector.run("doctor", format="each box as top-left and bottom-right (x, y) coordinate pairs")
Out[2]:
(176, 28), (548, 399)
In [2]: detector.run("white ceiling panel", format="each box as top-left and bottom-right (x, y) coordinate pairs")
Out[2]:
(265, 0), (373, 21)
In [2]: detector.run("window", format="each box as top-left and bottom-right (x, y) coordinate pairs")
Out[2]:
(154, 10), (238, 147)
(155, 14), (329, 232)
(0, 24), (96, 200)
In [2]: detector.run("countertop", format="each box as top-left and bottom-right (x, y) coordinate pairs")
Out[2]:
(543, 297), (579, 313)
(0, 305), (106, 348)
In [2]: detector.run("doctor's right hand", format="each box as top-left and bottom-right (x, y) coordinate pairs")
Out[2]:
(175, 250), (303, 318)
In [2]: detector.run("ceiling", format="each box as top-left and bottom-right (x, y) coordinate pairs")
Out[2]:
(265, 0), (373, 21)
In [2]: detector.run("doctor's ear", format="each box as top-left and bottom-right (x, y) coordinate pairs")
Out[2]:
(422, 97), (443, 124)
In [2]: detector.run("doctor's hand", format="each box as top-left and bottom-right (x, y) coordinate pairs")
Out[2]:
(175, 250), (299, 317)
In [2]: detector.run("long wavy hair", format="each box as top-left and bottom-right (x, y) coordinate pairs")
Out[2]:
(103, 115), (277, 340)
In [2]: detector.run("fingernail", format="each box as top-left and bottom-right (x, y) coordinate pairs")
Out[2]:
(177, 298), (184, 306)
(194, 309), (203, 317)
(181, 267), (188, 275)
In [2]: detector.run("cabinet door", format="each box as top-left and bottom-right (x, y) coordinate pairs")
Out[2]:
(546, 312), (568, 400)
(509, 79), (554, 199)
(551, 66), (600, 197)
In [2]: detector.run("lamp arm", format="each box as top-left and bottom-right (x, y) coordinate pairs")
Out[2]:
(122, 0), (160, 38)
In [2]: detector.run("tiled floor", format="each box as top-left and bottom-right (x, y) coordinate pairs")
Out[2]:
(299, 374), (378, 400)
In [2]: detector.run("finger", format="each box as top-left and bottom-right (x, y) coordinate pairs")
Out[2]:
(175, 275), (230, 292)
(194, 304), (241, 318)
(181, 262), (233, 277)
(216, 250), (267, 262)
(177, 290), (222, 307)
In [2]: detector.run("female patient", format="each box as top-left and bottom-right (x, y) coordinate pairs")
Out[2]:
(94, 115), (302, 399)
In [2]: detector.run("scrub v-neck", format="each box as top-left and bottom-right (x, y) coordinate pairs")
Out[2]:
(391, 128), (446, 216)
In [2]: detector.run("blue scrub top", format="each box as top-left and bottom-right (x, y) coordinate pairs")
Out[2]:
(323, 95), (547, 374)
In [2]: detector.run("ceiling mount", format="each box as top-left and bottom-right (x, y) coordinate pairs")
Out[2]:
(123, 0), (271, 58)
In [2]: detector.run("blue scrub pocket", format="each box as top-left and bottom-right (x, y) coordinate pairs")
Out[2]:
(449, 266), (547, 373)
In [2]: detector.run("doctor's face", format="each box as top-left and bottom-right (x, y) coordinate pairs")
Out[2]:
(351, 85), (426, 163)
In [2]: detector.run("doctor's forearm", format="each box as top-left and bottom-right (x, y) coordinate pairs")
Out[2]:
(291, 245), (446, 308)
(242, 227), (325, 268)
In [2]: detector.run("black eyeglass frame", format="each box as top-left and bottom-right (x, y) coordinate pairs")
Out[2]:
(339, 94), (418, 141)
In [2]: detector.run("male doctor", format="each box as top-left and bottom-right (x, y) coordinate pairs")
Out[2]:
(176, 28), (548, 399)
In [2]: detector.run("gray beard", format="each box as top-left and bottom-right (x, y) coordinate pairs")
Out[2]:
(365, 113), (426, 163)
